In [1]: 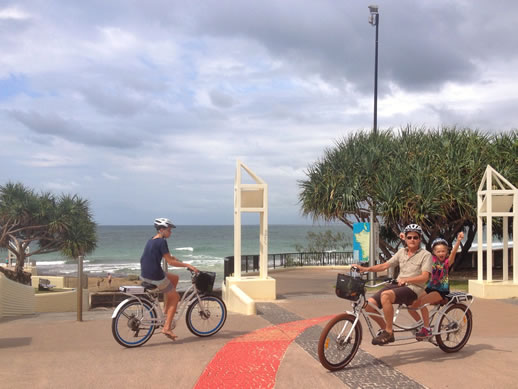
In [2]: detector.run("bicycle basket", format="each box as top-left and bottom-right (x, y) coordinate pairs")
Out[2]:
(196, 271), (216, 294)
(335, 273), (365, 301)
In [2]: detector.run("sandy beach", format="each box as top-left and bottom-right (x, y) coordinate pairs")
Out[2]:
(87, 275), (141, 292)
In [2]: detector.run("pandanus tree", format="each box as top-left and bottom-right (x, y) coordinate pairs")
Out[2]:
(299, 127), (518, 270)
(0, 182), (97, 284)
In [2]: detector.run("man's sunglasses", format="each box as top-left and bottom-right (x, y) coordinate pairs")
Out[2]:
(406, 235), (420, 240)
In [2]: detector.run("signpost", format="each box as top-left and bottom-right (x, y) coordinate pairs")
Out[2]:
(353, 222), (378, 283)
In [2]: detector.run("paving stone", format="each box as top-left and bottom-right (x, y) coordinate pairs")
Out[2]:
(257, 302), (425, 389)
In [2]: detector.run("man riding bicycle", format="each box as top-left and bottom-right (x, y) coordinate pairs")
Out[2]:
(355, 224), (432, 345)
(140, 218), (199, 341)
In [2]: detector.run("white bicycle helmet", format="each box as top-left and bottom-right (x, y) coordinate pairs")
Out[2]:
(431, 238), (448, 249)
(404, 224), (423, 236)
(154, 218), (176, 230)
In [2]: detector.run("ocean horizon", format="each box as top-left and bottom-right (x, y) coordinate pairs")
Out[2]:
(2, 224), (352, 288)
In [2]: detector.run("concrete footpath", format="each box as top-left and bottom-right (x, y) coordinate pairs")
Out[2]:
(1, 268), (517, 388)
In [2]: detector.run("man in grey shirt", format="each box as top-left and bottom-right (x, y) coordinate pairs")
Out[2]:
(355, 224), (432, 345)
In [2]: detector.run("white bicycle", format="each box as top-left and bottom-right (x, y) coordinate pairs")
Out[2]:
(318, 270), (474, 371)
(112, 270), (227, 348)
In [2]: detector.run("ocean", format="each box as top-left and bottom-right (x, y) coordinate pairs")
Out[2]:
(2, 224), (352, 288)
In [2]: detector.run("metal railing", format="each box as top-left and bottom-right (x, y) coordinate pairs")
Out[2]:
(224, 251), (355, 279)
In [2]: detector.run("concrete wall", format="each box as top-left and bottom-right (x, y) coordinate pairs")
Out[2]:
(0, 273), (35, 318)
(223, 276), (276, 315)
(30, 275), (88, 289)
(0, 273), (90, 317)
(469, 280), (518, 299)
(35, 289), (89, 313)
(31, 275), (66, 289)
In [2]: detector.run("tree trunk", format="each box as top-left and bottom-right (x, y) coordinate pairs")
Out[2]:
(14, 246), (26, 275)
(451, 224), (476, 271)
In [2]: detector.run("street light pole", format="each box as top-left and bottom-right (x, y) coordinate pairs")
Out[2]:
(368, 5), (379, 282)
(369, 5), (379, 134)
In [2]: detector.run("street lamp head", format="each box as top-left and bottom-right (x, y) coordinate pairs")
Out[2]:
(368, 5), (379, 26)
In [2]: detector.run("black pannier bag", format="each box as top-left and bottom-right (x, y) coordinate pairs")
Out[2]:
(335, 273), (366, 301)
(196, 271), (216, 294)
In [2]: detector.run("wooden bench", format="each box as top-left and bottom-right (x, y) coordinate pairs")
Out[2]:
(38, 278), (56, 291)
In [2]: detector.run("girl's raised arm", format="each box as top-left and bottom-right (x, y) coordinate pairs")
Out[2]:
(449, 231), (465, 265)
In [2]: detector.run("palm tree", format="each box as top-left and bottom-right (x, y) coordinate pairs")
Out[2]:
(0, 182), (97, 283)
(299, 126), (517, 268)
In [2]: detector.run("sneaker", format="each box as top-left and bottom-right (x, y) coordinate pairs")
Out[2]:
(416, 327), (432, 341)
(372, 330), (395, 345)
(371, 329), (384, 345)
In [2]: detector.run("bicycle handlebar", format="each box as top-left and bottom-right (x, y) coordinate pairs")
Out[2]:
(365, 278), (400, 288)
(350, 266), (406, 287)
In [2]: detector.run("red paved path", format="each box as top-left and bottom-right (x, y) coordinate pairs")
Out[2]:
(194, 315), (333, 388)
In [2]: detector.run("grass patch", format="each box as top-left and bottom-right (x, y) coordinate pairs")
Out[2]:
(449, 280), (468, 292)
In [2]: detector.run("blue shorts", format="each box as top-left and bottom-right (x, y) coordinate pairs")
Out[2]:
(425, 287), (450, 299)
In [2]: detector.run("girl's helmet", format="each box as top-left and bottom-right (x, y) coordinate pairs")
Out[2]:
(154, 218), (176, 230)
(431, 238), (449, 249)
(404, 224), (423, 236)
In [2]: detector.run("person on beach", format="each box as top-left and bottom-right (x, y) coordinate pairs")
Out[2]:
(411, 231), (465, 340)
(107, 273), (112, 286)
(354, 224), (432, 345)
(140, 217), (199, 341)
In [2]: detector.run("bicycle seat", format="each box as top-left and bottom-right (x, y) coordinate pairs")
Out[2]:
(141, 282), (158, 291)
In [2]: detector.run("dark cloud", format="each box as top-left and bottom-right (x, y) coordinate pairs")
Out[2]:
(428, 98), (518, 132)
(209, 90), (235, 108)
(79, 86), (146, 116)
(9, 110), (140, 148)
(186, 1), (517, 95)
(1, 1), (517, 224)
(10, 1), (518, 97)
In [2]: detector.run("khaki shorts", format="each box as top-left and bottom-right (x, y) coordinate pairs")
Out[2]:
(139, 276), (174, 293)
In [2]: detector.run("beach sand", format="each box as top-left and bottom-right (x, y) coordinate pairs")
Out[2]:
(88, 276), (141, 292)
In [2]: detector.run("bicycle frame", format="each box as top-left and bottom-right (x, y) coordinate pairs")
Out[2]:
(113, 282), (205, 329)
(344, 282), (474, 343)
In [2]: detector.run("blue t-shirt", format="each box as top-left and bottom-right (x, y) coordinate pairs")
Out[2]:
(140, 238), (169, 281)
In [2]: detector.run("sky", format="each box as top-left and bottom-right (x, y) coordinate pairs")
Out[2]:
(0, 1), (517, 225)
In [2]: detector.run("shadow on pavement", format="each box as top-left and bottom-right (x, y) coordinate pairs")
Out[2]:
(378, 342), (511, 367)
(120, 329), (253, 349)
(0, 336), (32, 348)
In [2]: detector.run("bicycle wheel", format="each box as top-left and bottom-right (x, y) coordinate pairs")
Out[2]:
(318, 313), (362, 371)
(186, 295), (227, 337)
(112, 300), (156, 348)
(435, 303), (473, 353)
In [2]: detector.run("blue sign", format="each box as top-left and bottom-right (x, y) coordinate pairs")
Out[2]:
(353, 222), (370, 263)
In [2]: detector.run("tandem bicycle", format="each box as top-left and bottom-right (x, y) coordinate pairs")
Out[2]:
(112, 270), (227, 347)
(318, 268), (474, 371)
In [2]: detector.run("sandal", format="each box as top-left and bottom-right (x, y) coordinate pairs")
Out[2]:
(372, 330), (394, 345)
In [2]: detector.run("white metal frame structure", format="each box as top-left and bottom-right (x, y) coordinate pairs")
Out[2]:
(477, 165), (517, 283)
(233, 160), (268, 279)
(223, 160), (275, 315)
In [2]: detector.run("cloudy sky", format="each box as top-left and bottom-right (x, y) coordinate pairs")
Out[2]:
(0, 1), (517, 225)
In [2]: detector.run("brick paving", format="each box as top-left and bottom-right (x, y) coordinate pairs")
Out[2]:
(2, 268), (518, 388)
(194, 313), (333, 388)
(258, 303), (425, 389)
